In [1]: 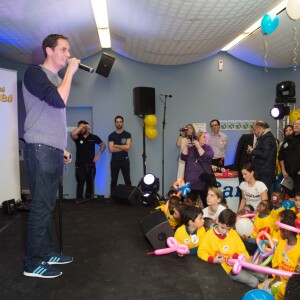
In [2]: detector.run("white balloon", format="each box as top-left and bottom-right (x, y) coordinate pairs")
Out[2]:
(286, 0), (300, 20)
(235, 218), (254, 237)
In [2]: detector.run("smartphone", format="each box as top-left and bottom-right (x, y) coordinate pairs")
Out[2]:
(188, 135), (195, 143)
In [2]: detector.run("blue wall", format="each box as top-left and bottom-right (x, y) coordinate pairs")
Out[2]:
(1, 52), (300, 198)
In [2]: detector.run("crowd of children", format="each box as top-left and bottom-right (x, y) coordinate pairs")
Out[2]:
(153, 187), (300, 300)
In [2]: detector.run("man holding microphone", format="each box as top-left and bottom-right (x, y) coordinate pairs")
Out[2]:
(23, 34), (79, 278)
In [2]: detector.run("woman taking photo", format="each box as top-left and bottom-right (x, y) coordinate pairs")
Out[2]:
(176, 124), (196, 179)
(181, 131), (214, 207)
(238, 163), (268, 212)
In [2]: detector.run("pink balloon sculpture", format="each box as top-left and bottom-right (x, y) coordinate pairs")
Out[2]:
(147, 237), (189, 256)
(227, 254), (295, 278)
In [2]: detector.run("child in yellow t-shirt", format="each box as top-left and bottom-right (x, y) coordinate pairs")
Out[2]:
(198, 209), (266, 288)
(264, 211), (300, 300)
(291, 192), (300, 218)
(174, 205), (205, 255)
(155, 195), (181, 230)
(241, 200), (275, 255)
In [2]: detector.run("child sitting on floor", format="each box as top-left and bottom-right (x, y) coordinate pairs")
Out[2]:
(240, 199), (275, 255)
(198, 209), (266, 288)
(155, 195), (181, 230)
(264, 211), (300, 300)
(236, 204), (254, 217)
(203, 217), (215, 232)
(291, 192), (300, 218)
(174, 205), (206, 256)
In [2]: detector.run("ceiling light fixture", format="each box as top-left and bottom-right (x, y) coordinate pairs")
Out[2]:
(91, 0), (111, 48)
(222, 0), (288, 51)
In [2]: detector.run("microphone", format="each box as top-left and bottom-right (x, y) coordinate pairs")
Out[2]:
(78, 63), (94, 73)
(160, 94), (172, 98)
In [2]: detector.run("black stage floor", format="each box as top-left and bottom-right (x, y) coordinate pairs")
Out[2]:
(0, 199), (250, 300)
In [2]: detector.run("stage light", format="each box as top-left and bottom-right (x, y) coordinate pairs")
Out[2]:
(270, 104), (290, 120)
(140, 173), (160, 196)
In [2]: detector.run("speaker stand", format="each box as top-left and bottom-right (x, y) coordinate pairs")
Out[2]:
(160, 95), (171, 199)
(137, 115), (147, 176)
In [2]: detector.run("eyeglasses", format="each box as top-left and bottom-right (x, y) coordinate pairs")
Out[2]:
(210, 124), (219, 127)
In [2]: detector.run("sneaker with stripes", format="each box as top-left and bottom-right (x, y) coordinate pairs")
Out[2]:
(46, 253), (73, 265)
(23, 261), (62, 278)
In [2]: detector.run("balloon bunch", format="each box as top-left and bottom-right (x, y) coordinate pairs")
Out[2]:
(173, 178), (191, 197)
(144, 115), (158, 139)
(251, 230), (277, 266)
(147, 237), (189, 256)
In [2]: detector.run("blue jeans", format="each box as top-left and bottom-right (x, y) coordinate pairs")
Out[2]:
(24, 143), (64, 267)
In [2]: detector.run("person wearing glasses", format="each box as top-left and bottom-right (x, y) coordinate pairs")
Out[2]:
(209, 119), (228, 167)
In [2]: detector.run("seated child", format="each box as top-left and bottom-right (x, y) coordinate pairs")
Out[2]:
(202, 187), (227, 221)
(155, 195), (181, 230)
(198, 209), (266, 288)
(174, 205), (206, 255)
(285, 274), (300, 300)
(184, 192), (198, 207)
(241, 200), (275, 255)
(236, 204), (254, 217)
(203, 217), (215, 232)
(264, 211), (300, 300)
(291, 192), (300, 218)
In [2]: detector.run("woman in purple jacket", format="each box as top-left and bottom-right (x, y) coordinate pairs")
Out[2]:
(181, 131), (214, 208)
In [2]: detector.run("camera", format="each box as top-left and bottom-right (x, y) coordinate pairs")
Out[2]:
(180, 127), (188, 132)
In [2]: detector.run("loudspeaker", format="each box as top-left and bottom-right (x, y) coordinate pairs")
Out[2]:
(111, 184), (142, 205)
(2, 199), (15, 215)
(276, 81), (296, 103)
(140, 210), (174, 249)
(96, 52), (115, 77)
(133, 87), (155, 115)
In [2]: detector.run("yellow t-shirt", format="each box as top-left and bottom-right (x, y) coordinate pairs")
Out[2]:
(272, 239), (300, 283)
(155, 205), (181, 229)
(174, 225), (206, 249)
(251, 214), (275, 238)
(198, 228), (249, 274)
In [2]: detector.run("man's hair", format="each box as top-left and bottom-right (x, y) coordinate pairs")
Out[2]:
(77, 120), (89, 126)
(285, 274), (300, 300)
(210, 119), (220, 126)
(181, 205), (203, 225)
(115, 115), (124, 122)
(42, 34), (68, 57)
(218, 209), (236, 227)
(254, 120), (269, 129)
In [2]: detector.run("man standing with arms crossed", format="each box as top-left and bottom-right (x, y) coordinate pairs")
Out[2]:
(108, 116), (132, 194)
(23, 34), (79, 278)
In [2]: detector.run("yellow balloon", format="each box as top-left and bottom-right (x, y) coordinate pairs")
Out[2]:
(290, 109), (300, 123)
(144, 115), (157, 127)
(145, 126), (158, 139)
